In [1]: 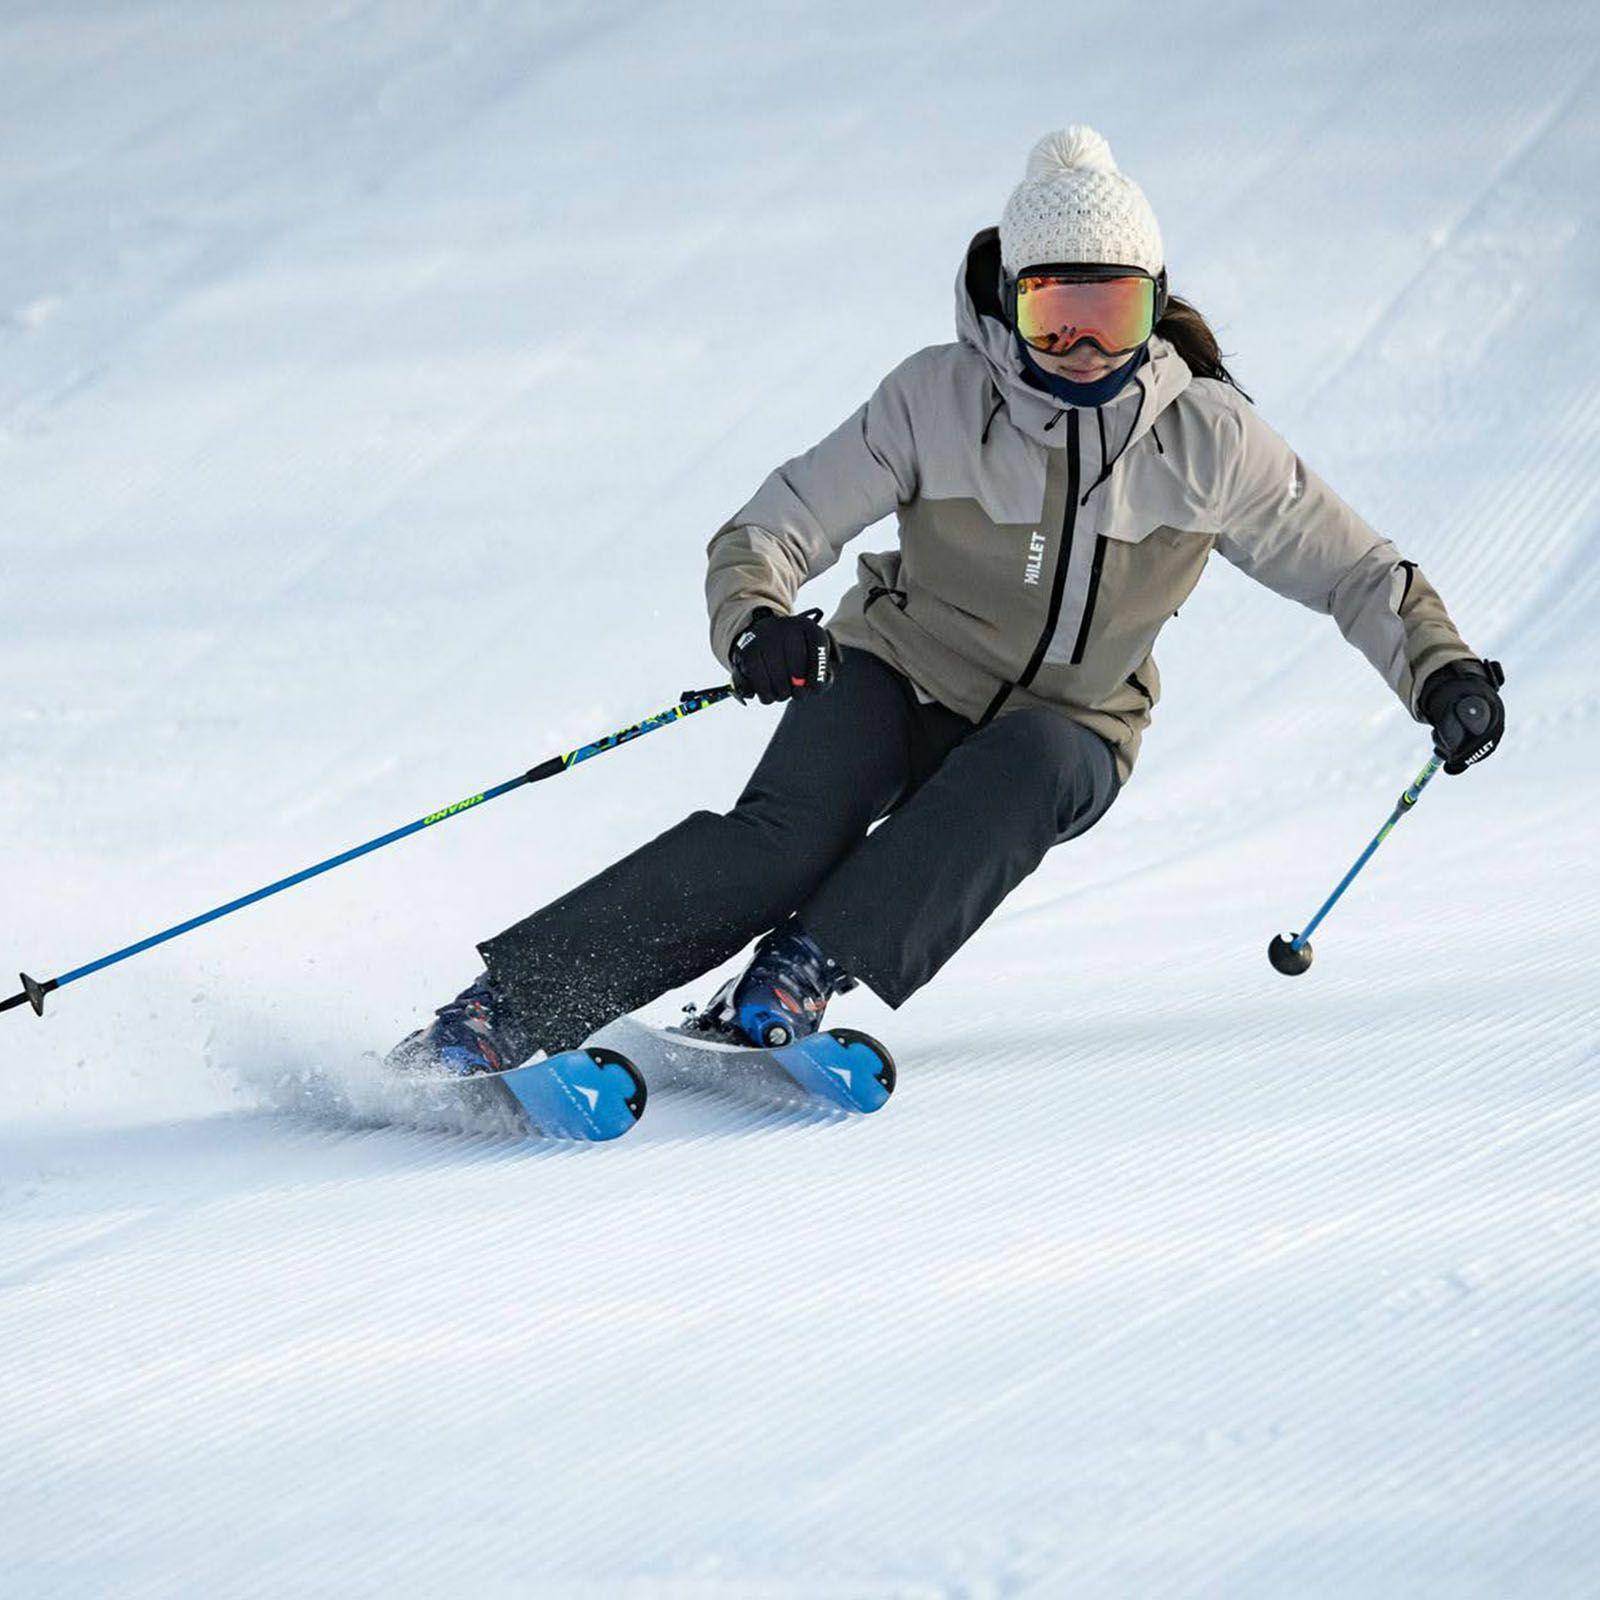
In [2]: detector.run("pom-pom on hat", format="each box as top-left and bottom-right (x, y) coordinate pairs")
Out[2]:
(1000, 126), (1164, 277)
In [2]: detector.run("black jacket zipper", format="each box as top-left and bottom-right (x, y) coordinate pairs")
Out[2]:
(1069, 534), (1109, 664)
(980, 409), (1081, 723)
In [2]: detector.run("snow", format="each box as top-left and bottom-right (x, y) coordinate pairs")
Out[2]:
(2, 2), (1598, 1594)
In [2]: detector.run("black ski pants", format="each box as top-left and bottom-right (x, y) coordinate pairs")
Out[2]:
(478, 648), (1119, 1050)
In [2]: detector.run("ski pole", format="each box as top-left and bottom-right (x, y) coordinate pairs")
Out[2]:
(1267, 752), (1442, 976)
(3, 684), (738, 1020)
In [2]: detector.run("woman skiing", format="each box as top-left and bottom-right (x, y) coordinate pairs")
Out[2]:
(390, 125), (1504, 1077)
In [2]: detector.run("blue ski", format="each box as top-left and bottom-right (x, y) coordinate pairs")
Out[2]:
(395, 1045), (646, 1141)
(596, 1015), (895, 1115)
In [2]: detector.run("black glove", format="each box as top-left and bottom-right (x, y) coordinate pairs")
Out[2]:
(729, 607), (839, 704)
(1419, 658), (1506, 774)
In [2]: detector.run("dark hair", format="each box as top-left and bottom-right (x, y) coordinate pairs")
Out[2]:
(1157, 294), (1252, 401)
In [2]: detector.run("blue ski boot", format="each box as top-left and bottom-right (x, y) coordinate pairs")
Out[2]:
(721, 919), (856, 1049)
(385, 971), (536, 1077)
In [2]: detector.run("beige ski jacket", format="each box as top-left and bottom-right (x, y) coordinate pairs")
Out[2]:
(706, 228), (1475, 783)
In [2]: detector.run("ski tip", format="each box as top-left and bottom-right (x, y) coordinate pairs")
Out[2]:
(585, 1046), (648, 1130)
(489, 1045), (647, 1141)
(811, 1027), (897, 1111)
(827, 1027), (896, 1099)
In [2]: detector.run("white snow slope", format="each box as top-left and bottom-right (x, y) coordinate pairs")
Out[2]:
(3, 3), (1597, 1595)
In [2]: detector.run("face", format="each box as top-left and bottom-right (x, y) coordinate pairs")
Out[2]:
(1028, 341), (1121, 382)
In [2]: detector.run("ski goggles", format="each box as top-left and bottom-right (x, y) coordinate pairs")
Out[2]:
(1010, 265), (1166, 357)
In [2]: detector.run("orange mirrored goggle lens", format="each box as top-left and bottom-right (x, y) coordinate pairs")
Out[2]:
(1014, 274), (1156, 357)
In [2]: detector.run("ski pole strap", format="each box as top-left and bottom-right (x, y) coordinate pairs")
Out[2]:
(1290, 752), (1442, 952)
(3, 683), (738, 1021)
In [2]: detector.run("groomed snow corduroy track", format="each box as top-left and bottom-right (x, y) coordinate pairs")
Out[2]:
(2, 4), (1597, 1595)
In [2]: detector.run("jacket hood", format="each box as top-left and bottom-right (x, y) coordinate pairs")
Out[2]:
(955, 226), (1192, 451)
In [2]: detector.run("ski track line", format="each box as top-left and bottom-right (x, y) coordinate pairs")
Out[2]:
(0, 1112), (506, 1293)
(9, 1276), (893, 1536)
(0, 1), (626, 424)
(915, 934), (1600, 1113)
(0, 6), (684, 679)
(907, 1248), (1600, 1599)
(0, 3), (647, 557)
(0, 1203), (167, 1293)
(4, 1126), (342, 1286)
(853, 1014), (1587, 1333)
(4, 1116), (910, 1401)
(1460, 376), (1600, 657)
(1445, 365), (1600, 596)
(1016, 1147), (1600, 1591)
(1151, 1380), (1600, 1597)
(902, 991), (1589, 1134)
(1150, 1315), (1600, 1593)
(898, 1055), (1596, 1270)
(1410, 374), (1600, 606)
(0, 0), (390, 215)
(780, 1082), (1600, 1527)
(1293, 48), (1600, 421)
(0, 0), (400, 420)
(0, 1109), (904, 1462)
(0, 6), (180, 141)
(8, 123), (851, 802)
(22, 0), (851, 555)
(1173, 21), (1386, 264)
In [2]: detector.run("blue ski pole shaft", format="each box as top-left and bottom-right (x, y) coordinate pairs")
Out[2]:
(1268, 752), (1442, 976)
(3, 685), (737, 1019)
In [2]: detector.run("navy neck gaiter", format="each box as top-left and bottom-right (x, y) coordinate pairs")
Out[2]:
(1016, 335), (1147, 408)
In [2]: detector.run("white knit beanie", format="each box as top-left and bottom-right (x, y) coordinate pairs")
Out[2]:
(999, 126), (1164, 277)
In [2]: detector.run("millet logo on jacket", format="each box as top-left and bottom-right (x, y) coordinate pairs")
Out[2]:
(1024, 530), (1047, 586)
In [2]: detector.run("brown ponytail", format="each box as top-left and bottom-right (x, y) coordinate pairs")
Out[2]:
(1157, 294), (1252, 402)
